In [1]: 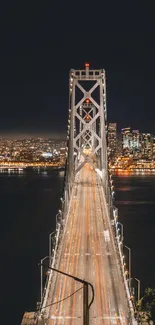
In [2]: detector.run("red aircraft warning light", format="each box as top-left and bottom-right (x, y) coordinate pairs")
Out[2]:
(85, 114), (90, 121)
(85, 63), (90, 68)
(86, 99), (90, 103)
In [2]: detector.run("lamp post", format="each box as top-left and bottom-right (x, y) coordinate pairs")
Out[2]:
(60, 197), (65, 206)
(131, 277), (140, 302)
(135, 277), (140, 302)
(56, 213), (59, 225)
(116, 221), (124, 242)
(124, 245), (131, 291)
(49, 231), (55, 266)
(40, 256), (49, 305)
(56, 210), (62, 225)
(40, 262), (94, 325)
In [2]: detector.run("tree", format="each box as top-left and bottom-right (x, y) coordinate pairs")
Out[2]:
(136, 288), (155, 323)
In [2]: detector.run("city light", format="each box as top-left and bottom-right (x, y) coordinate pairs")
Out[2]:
(0, 138), (67, 168)
(108, 123), (155, 172)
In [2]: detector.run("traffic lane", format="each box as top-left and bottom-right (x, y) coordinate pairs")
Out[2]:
(73, 166), (97, 322)
(70, 181), (84, 324)
(96, 184), (119, 320)
(55, 169), (85, 323)
(100, 190), (129, 320)
(58, 181), (83, 323)
(47, 188), (77, 323)
(92, 172), (112, 324)
(47, 167), (85, 323)
(92, 169), (125, 324)
(97, 176), (129, 323)
(85, 166), (114, 324)
(80, 167), (110, 324)
(48, 179), (82, 323)
(90, 171), (103, 322)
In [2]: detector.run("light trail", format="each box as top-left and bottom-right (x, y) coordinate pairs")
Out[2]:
(44, 164), (129, 324)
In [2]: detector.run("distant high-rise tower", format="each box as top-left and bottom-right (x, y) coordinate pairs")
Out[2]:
(108, 123), (117, 159)
(132, 130), (140, 149)
(121, 127), (140, 156)
(139, 133), (153, 159)
(121, 127), (131, 150)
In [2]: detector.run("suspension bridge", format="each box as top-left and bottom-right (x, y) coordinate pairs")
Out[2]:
(21, 65), (137, 325)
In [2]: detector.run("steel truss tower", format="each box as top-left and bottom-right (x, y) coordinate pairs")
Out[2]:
(66, 64), (108, 199)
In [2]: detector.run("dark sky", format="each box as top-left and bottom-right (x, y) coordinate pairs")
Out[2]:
(0, 3), (155, 137)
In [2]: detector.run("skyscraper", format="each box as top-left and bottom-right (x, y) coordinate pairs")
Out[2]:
(121, 127), (131, 156)
(132, 130), (140, 149)
(108, 123), (117, 159)
(121, 128), (140, 157)
(139, 133), (153, 159)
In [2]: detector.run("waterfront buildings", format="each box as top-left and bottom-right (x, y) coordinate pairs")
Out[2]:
(121, 128), (153, 159)
(0, 138), (67, 164)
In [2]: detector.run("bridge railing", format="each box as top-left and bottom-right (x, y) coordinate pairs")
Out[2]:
(113, 207), (137, 325)
(105, 170), (137, 324)
(40, 222), (61, 318)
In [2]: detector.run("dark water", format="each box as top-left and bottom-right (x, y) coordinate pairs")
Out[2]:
(0, 169), (64, 325)
(1, 170), (155, 324)
(113, 174), (155, 295)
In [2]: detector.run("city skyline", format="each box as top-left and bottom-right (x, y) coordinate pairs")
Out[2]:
(0, 122), (155, 140)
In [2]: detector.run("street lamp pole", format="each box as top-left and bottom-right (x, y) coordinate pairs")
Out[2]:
(40, 256), (49, 305)
(124, 245), (131, 291)
(40, 263), (94, 325)
(135, 277), (141, 302)
(56, 212), (59, 225)
(49, 232), (55, 267)
(117, 221), (124, 242)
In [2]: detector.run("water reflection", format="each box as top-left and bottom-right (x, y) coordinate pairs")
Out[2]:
(0, 168), (24, 175)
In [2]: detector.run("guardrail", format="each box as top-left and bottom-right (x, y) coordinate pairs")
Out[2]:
(106, 172), (137, 325)
(41, 222), (61, 317)
(113, 208), (137, 324)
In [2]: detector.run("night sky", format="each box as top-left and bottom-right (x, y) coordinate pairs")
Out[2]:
(1, 3), (155, 137)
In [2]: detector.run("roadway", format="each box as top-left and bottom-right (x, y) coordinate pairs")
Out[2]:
(44, 163), (129, 324)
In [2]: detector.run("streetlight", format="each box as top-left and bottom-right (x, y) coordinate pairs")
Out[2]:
(124, 245), (131, 290)
(39, 262), (94, 325)
(49, 231), (55, 266)
(40, 256), (49, 304)
(56, 210), (62, 225)
(135, 277), (141, 302)
(56, 213), (59, 225)
(60, 197), (65, 204)
(116, 221), (124, 242)
(131, 277), (141, 302)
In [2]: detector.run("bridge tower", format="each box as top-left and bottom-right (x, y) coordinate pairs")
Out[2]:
(66, 63), (108, 200)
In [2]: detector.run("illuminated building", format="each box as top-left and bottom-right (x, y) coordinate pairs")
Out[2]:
(121, 127), (131, 156)
(139, 133), (153, 159)
(108, 123), (117, 159)
(121, 128), (140, 157)
(132, 130), (140, 158)
(132, 130), (140, 149)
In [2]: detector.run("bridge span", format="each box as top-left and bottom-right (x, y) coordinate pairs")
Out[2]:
(21, 65), (137, 325)
(41, 164), (130, 324)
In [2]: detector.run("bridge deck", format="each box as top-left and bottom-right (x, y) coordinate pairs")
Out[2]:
(45, 164), (129, 324)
